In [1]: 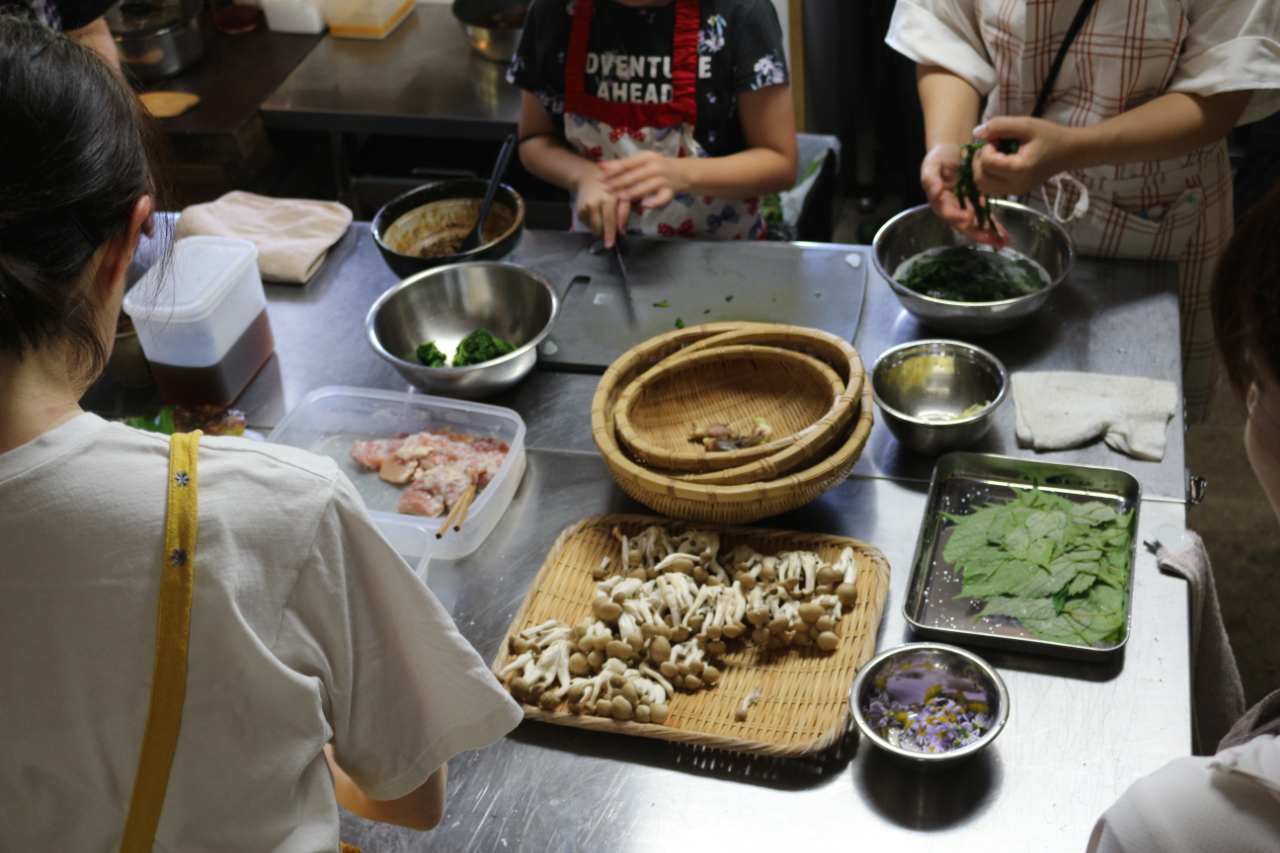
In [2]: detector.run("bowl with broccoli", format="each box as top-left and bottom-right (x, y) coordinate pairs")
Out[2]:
(366, 261), (559, 399)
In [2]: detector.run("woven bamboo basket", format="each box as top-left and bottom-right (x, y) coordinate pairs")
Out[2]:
(613, 344), (846, 472)
(680, 325), (866, 392)
(669, 333), (866, 485)
(591, 329), (874, 524)
(490, 514), (892, 756)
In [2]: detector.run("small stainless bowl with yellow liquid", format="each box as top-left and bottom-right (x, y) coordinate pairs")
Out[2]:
(871, 340), (1007, 455)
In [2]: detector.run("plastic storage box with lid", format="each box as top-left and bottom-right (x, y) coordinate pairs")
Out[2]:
(123, 236), (274, 408)
(266, 386), (526, 560)
(322, 0), (412, 38)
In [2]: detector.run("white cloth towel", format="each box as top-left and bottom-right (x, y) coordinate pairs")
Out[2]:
(175, 191), (353, 284)
(1011, 371), (1178, 461)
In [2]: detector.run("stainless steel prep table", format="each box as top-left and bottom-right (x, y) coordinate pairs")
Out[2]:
(260, 4), (520, 139)
(238, 226), (1188, 501)
(212, 225), (1191, 850)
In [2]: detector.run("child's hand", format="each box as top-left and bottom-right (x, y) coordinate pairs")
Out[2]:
(575, 167), (632, 248)
(599, 151), (691, 210)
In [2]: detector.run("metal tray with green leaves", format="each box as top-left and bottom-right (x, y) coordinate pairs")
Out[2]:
(903, 453), (1141, 662)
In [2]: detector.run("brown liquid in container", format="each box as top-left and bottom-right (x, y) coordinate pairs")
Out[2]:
(212, 4), (263, 32)
(150, 309), (274, 407)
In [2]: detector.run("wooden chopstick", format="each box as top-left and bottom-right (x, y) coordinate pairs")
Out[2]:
(436, 494), (466, 538)
(435, 485), (477, 538)
(451, 486), (477, 532)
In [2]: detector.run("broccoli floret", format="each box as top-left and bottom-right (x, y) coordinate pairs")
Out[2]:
(415, 341), (449, 367)
(452, 328), (518, 367)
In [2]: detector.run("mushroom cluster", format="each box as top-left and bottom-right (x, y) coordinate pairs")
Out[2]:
(501, 526), (860, 723)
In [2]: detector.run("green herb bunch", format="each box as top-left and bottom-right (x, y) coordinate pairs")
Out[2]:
(942, 487), (1132, 647)
(452, 328), (517, 366)
(954, 139), (1020, 231)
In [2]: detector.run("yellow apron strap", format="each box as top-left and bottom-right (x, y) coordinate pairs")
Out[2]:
(119, 431), (202, 853)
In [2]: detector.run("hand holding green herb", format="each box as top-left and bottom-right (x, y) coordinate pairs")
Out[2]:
(954, 139), (1019, 232)
(942, 487), (1132, 647)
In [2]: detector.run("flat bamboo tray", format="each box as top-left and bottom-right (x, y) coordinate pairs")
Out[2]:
(490, 514), (892, 756)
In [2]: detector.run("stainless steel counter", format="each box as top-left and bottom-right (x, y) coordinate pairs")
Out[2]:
(260, 4), (521, 139)
(240, 225), (1188, 501)
(220, 225), (1192, 851)
(341, 454), (1191, 851)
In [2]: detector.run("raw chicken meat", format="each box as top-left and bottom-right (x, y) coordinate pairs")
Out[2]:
(349, 428), (509, 518)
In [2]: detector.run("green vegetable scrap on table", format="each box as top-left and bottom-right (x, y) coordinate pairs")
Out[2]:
(725, 295), (733, 302)
(451, 329), (518, 367)
(653, 300), (670, 308)
(125, 405), (177, 435)
(942, 486), (1133, 647)
(954, 139), (1020, 231)
(415, 341), (449, 367)
(675, 317), (685, 329)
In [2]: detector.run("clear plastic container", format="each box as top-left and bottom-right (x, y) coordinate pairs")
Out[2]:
(373, 514), (432, 579)
(266, 386), (526, 560)
(263, 0), (325, 32)
(323, 0), (413, 38)
(123, 236), (274, 407)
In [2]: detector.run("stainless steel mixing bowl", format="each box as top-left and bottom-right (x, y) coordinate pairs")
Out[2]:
(366, 262), (559, 399)
(850, 642), (1010, 770)
(872, 201), (1075, 335)
(872, 339), (1007, 455)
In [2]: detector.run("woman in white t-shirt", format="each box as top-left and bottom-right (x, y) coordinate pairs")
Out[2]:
(0, 15), (522, 851)
(1086, 181), (1280, 852)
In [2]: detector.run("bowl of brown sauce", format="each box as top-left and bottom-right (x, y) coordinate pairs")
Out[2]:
(372, 179), (525, 279)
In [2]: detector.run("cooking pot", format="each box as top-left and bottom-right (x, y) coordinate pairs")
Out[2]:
(105, 0), (205, 82)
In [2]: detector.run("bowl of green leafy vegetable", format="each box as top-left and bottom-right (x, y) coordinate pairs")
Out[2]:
(872, 201), (1074, 336)
(366, 261), (559, 399)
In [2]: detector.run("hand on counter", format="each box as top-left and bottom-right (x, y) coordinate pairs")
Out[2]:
(921, 142), (1010, 249)
(575, 168), (632, 249)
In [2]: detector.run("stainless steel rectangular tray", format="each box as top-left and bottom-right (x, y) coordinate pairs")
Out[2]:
(902, 452), (1141, 662)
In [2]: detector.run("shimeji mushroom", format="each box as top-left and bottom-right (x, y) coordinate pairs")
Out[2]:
(833, 546), (858, 607)
(504, 528), (855, 715)
(735, 686), (763, 722)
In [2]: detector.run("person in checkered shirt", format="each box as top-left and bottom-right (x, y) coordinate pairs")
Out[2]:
(887, 0), (1280, 423)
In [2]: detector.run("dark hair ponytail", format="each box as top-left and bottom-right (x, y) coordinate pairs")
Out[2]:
(0, 14), (163, 380)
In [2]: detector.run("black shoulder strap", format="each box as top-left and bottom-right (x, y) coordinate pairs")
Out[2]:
(1031, 0), (1100, 119)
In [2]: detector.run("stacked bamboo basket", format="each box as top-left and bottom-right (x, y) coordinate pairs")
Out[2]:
(591, 322), (873, 523)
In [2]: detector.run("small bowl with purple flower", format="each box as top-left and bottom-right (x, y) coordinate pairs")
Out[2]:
(850, 642), (1009, 769)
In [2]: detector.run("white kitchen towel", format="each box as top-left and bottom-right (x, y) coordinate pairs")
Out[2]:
(175, 192), (353, 284)
(1012, 371), (1177, 461)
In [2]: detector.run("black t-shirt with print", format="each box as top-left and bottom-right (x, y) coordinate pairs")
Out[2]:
(508, 0), (789, 159)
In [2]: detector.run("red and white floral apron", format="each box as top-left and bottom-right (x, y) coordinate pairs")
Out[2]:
(563, 0), (762, 240)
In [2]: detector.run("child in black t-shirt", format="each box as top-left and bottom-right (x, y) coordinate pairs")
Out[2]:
(509, 0), (798, 244)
